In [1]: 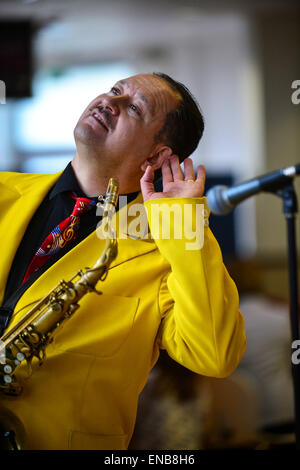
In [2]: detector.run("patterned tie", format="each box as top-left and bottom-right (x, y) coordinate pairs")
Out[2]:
(22, 193), (96, 284)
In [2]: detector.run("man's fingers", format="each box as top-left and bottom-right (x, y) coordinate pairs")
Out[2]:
(196, 164), (206, 195)
(170, 155), (184, 181)
(161, 159), (173, 189)
(196, 164), (206, 183)
(183, 158), (195, 181)
(140, 165), (155, 201)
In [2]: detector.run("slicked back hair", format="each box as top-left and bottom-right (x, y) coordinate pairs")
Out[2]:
(153, 72), (204, 163)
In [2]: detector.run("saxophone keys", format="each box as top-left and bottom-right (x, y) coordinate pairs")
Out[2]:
(20, 346), (31, 355)
(3, 375), (13, 384)
(25, 326), (40, 344)
(3, 364), (13, 374)
(67, 303), (79, 315)
(28, 332), (39, 344)
(65, 287), (76, 302)
(25, 358), (33, 377)
(15, 352), (25, 362)
(52, 302), (63, 313)
(11, 340), (31, 360)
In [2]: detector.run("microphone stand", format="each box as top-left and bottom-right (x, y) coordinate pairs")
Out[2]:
(267, 183), (300, 449)
(207, 167), (300, 448)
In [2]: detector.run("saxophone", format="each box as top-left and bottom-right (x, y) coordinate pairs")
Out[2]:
(0, 178), (119, 448)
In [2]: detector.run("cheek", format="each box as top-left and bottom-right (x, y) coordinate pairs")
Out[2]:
(113, 122), (141, 146)
(109, 119), (157, 156)
(118, 129), (152, 155)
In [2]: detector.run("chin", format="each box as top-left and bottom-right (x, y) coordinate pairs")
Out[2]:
(74, 122), (101, 147)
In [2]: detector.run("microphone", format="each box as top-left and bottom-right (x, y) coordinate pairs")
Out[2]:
(206, 164), (300, 215)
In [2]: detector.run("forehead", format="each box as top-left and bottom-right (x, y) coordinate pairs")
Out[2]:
(116, 73), (180, 117)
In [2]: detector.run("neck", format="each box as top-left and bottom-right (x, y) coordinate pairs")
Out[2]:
(71, 153), (142, 197)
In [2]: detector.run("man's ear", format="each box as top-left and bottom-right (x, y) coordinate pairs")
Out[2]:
(140, 146), (173, 172)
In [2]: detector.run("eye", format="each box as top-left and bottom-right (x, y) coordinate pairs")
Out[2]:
(111, 87), (120, 95)
(129, 103), (140, 115)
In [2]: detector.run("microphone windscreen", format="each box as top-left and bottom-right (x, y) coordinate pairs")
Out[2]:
(206, 186), (233, 215)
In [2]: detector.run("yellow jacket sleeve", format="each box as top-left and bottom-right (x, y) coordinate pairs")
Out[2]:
(144, 196), (246, 378)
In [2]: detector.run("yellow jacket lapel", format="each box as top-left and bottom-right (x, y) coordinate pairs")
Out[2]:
(0, 171), (63, 304)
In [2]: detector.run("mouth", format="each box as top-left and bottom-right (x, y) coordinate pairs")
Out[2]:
(91, 111), (109, 131)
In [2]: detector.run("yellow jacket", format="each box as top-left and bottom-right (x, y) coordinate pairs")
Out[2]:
(0, 170), (246, 450)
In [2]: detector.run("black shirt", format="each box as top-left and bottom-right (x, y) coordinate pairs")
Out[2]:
(0, 163), (139, 334)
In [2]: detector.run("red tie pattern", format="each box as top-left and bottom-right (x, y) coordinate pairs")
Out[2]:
(22, 193), (96, 284)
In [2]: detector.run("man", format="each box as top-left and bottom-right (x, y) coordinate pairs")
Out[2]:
(0, 72), (246, 450)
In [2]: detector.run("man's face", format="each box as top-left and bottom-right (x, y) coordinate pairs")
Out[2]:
(74, 74), (180, 170)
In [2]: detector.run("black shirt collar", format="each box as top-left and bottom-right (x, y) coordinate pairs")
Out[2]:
(49, 161), (139, 203)
(49, 162), (87, 200)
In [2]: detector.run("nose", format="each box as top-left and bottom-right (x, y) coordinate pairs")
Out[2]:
(100, 94), (124, 116)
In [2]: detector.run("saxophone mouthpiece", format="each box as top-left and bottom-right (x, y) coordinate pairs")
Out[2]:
(106, 178), (119, 208)
(97, 177), (119, 220)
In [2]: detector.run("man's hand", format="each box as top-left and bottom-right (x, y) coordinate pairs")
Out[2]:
(140, 156), (206, 201)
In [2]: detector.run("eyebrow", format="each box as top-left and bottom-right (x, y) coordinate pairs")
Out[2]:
(118, 80), (153, 114)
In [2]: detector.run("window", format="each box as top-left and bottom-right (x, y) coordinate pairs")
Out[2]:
(14, 62), (135, 173)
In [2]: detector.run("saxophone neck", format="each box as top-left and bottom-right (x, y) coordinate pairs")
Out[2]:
(82, 178), (119, 280)
(99, 178), (119, 218)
